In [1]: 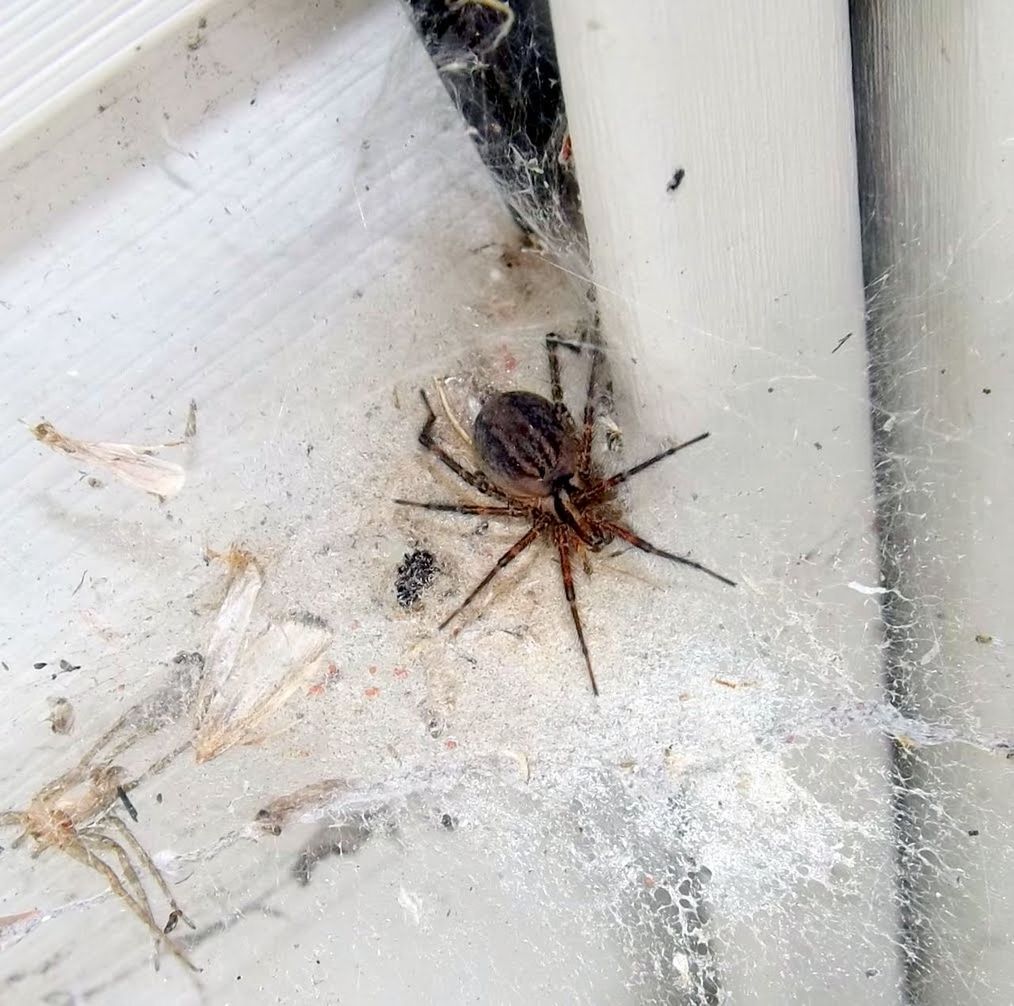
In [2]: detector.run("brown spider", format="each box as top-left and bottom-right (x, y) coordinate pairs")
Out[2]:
(395, 335), (735, 695)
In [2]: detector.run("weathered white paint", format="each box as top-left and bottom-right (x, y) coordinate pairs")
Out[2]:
(0, 0), (213, 147)
(551, 1), (902, 1001)
(853, 3), (1014, 1002)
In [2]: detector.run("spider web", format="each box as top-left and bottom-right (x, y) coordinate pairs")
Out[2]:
(0, 1), (1010, 1004)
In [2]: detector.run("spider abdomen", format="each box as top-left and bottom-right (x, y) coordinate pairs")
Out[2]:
(474, 390), (577, 498)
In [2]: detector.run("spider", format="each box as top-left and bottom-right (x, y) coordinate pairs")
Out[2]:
(1, 740), (197, 971)
(395, 335), (736, 695)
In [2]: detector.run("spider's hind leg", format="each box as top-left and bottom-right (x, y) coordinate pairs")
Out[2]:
(415, 390), (509, 502)
(439, 525), (541, 631)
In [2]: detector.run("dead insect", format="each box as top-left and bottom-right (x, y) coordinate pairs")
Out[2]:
(395, 335), (735, 694)
(28, 420), (186, 498)
(0, 764), (196, 970)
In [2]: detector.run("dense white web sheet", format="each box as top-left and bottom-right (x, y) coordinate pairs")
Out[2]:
(0, 2), (1010, 1004)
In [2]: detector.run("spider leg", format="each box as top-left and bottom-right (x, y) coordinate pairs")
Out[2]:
(62, 837), (198, 972)
(80, 830), (157, 921)
(439, 525), (541, 630)
(545, 334), (565, 406)
(416, 389), (509, 501)
(578, 432), (711, 502)
(545, 334), (580, 436)
(598, 520), (736, 587)
(393, 499), (529, 518)
(553, 525), (598, 695)
(578, 346), (603, 479)
(104, 814), (196, 930)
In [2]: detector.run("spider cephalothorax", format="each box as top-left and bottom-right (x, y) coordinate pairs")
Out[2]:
(396, 336), (735, 694)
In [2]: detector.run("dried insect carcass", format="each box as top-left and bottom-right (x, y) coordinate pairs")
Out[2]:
(0, 763), (196, 971)
(1, 655), (202, 968)
(193, 549), (332, 763)
(29, 420), (186, 498)
(396, 334), (736, 694)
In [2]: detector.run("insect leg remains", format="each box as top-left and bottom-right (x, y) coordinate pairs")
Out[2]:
(439, 525), (541, 630)
(598, 520), (736, 587)
(62, 840), (198, 972)
(416, 390), (509, 501)
(553, 525), (598, 695)
(104, 814), (196, 930)
(80, 830), (158, 922)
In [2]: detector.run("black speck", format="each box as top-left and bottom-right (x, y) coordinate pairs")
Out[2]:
(666, 168), (685, 193)
(156, 793), (163, 804)
(967, 829), (979, 836)
(396, 549), (439, 608)
(982, 387), (991, 395)
(59, 659), (81, 672)
(865, 968), (879, 978)
(117, 786), (139, 822)
(440, 812), (457, 831)
(767, 387), (774, 393)
(814, 442), (822, 450)
(33, 661), (47, 670)
(831, 331), (852, 354)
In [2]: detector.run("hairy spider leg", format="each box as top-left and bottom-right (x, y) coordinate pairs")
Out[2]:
(545, 334), (581, 440)
(598, 520), (736, 587)
(577, 432), (712, 503)
(439, 525), (541, 631)
(393, 500), (529, 518)
(62, 838), (198, 972)
(104, 814), (196, 930)
(545, 333), (565, 406)
(554, 525), (599, 695)
(416, 389), (510, 501)
(81, 829), (160, 925)
(578, 346), (603, 479)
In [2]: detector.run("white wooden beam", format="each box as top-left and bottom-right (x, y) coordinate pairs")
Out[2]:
(551, 1), (902, 1000)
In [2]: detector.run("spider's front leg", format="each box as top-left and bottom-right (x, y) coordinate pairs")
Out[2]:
(597, 519), (735, 587)
(577, 345), (603, 479)
(415, 390), (509, 502)
(553, 525), (599, 695)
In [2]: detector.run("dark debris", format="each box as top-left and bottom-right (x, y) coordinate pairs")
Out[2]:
(396, 549), (440, 608)
(666, 167), (686, 193)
